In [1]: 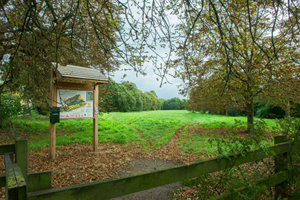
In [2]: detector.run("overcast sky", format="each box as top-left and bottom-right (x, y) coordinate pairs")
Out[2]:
(112, 67), (187, 100)
(109, 4), (186, 100)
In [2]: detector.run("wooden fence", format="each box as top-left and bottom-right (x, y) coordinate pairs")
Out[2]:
(0, 136), (299, 199)
(0, 138), (51, 200)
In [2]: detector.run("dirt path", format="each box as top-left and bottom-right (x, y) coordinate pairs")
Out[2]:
(109, 124), (191, 200)
(163, 123), (190, 149)
(109, 158), (180, 200)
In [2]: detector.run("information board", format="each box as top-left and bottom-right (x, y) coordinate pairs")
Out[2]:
(57, 89), (94, 118)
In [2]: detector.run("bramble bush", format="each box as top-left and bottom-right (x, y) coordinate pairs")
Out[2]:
(177, 119), (299, 199)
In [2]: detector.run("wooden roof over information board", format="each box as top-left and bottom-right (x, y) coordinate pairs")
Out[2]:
(52, 63), (109, 83)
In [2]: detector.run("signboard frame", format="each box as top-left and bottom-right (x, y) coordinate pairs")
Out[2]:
(49, 64), (108, 160)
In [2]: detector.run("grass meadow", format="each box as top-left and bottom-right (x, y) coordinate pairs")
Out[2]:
(3, 110), (279, 156)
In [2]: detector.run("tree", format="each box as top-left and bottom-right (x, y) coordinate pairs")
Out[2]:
(162, 97), (185, 110)
(105, 81), (144, 112)
(1, 0), (300, 123)
(145, 91), (158, 110)
(139, 90), (150, 111)
(0, 0), (175, 98)
(157, 99), (165, 110)
(181, 99), (187, 110)
(122, 82), (143, 111)
(186, 75), (231, 114)
(101, 80), (164, 112)
(0, 0), (119, 108)
(175, 1), (299, 132)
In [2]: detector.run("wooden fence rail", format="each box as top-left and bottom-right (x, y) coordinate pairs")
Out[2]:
(0, 172), (52, 192)
(0, 144), (15, 155)
(28, 141), (290, 200)
(1, 136), (299, 199)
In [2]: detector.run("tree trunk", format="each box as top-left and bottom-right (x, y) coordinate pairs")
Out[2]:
(285, 101), (291, 117)
(246, 97), (254, 133)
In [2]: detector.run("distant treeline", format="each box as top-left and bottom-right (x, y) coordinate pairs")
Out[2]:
(186, 99), (300, 119)
(227, 101), (300, 119)
(99, 80), (187, 112)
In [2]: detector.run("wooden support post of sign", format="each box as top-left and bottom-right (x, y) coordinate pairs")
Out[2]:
(49, 63), (108, 158)
(50, 73), (57, 160)
(93, 84), (99, 152)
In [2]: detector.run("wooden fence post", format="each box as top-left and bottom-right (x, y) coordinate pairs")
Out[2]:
(50, 66), (57, 160)
(93, 84), (99, 152)
(5, 152), (27, 200)
(15, 137), (28, 196)
(274, 135), (288, 199)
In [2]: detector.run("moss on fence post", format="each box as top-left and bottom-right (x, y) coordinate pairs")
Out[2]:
(15, 137), (28, 198)
(274, 135), (288, 199)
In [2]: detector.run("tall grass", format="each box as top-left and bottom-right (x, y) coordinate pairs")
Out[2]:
(7, 110), (278, 153)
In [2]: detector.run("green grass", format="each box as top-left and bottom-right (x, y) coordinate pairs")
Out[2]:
(178, 129), (273, 156)
(176, 112), (276, 156)
(109, 111), (193, 148)
(178, 127), (224, 155)
(186, 112), (277, 129)
(8, 110), (278, 155)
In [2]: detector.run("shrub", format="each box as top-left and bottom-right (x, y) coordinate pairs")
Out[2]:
(0, 93), (22, 128)
(255, 102), (285, 119)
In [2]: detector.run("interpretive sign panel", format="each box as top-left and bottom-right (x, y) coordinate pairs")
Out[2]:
(57, 89), (94, 118)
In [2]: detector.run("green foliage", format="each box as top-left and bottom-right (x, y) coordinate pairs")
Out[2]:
(0, 93), (22, 128)
(254, 102), (285, 119)
(36, 105), (50, 116)
(210, 120), (270, 157)
(140, 91), (151, 111)
(162, 97), (186, 110)
(157, 98), (165, 110)
(189, 100), (293, 119)
(178, 117), (300, 199)
(180, 119), (274, 199)
(145, 91), (158, 110)
(226, 107), (246, 117)
(272, 117), (300, 198)
(103, 80), (160, 112)
(101, 80), (187, 112)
